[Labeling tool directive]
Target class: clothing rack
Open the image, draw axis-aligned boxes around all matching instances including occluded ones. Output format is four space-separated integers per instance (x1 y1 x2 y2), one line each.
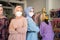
50 9 60 39
50 9 60 18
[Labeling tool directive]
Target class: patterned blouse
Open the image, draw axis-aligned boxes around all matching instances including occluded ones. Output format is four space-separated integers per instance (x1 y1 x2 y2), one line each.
0 17 9 40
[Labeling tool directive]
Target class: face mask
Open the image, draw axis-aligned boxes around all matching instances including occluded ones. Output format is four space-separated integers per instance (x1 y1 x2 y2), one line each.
29 12 34 17
15 11 22 17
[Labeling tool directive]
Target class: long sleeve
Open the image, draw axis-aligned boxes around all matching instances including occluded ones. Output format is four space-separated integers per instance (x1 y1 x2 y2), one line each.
22 18 27 33
9 19 18 34
4 18 9 29
40 22 44 37
27 17 39 32
17 18 27 34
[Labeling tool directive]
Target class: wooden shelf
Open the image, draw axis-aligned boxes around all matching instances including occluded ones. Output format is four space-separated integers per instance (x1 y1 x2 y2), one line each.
0 0 25 4
9 0 25 4
0 0 26 8
3 6 13 9
0 0 8 2
54 27 60 32
0 0 27 19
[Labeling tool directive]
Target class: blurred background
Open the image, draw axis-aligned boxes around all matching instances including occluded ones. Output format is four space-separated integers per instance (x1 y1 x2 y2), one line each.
0 0 60 40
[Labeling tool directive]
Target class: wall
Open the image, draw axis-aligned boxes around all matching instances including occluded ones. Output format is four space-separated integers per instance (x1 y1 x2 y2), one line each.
46 0 60 20
52 0 60 9
27 0 46 12
46 0 60 11
46 0 60 13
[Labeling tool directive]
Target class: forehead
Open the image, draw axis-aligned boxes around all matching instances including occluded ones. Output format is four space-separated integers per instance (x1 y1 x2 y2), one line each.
15 6 22 9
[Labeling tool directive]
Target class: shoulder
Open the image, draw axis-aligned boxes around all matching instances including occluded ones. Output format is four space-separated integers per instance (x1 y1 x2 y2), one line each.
2 16 7 18
1 16 8 20
4 17 8 20
22 16 27 20
49 21 52 25
40 22 46 26
41 22 45 24
10 19 15 23
26 17 32 20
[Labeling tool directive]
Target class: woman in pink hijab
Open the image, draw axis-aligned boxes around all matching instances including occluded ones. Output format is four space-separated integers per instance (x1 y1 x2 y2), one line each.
8 5 27 40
